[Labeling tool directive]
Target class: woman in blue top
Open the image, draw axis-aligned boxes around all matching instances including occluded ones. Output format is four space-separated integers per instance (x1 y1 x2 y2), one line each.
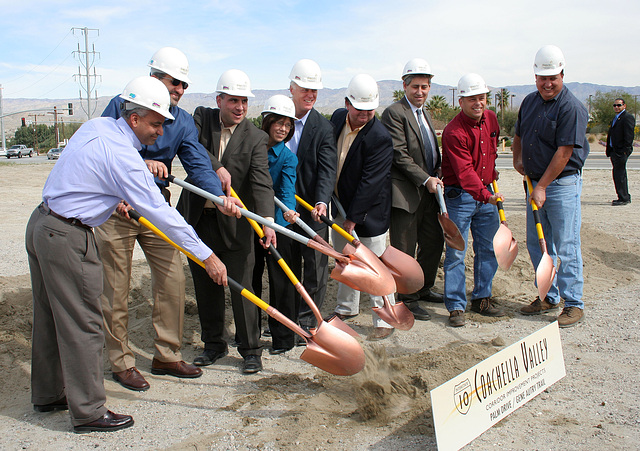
252 95 300 354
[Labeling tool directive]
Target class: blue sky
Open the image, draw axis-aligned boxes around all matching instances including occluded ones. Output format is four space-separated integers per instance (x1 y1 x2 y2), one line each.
1 0 638 100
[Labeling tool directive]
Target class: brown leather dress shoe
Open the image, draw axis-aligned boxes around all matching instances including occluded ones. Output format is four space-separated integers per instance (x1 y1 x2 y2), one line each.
73 410 134 433
113 367 150 391
368 327 394 341
34 396 68 412
151 359 203 378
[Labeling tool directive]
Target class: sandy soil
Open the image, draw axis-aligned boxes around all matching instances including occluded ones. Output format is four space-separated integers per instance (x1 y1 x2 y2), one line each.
0 152 639 450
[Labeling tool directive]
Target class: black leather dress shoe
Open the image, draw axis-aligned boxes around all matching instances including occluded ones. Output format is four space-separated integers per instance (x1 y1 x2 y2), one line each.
193 349 228 367
612 199 630 206
34 397 68 412
73 410 134 433
242 355 263 374
406 303 431 321
420 289 444 303
269 347 293 355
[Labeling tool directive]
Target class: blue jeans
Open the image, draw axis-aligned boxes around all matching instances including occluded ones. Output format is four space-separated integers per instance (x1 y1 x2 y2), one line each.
526 174 584 308
443 187 499 312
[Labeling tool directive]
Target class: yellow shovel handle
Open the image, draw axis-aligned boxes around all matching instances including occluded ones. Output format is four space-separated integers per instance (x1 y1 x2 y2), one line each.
295 194 355 243
525 176 545 241
492 180 507 223
130 210 270 311
232 189 302 286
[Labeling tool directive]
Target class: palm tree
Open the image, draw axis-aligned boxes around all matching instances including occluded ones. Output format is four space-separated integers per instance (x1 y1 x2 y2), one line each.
393 90 405 102
426 95 448 116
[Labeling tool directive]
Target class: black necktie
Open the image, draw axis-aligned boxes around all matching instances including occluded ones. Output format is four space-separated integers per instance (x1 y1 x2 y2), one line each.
416 109 434 175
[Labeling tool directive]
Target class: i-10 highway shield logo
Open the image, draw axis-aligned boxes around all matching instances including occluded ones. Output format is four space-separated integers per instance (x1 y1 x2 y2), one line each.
454 379 472 415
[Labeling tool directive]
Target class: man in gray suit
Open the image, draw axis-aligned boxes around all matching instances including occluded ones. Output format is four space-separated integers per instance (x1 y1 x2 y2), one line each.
380 58 444 321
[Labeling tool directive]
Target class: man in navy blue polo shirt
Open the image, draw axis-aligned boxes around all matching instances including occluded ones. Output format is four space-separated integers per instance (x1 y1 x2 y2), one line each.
97 48 240 391
512 45 589 328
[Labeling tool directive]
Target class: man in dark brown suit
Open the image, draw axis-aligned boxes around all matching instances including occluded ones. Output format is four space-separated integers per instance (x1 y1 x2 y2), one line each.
177 69 274 374
380 58 445 321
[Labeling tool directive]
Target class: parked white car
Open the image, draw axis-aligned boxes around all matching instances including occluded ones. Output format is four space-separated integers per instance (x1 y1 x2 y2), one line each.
47 147 64 160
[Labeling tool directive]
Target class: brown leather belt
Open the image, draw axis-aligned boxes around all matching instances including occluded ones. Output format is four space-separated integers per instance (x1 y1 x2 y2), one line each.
48 208 92 230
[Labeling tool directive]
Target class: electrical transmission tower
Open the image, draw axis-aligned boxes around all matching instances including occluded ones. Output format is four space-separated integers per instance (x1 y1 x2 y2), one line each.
72 27 101 119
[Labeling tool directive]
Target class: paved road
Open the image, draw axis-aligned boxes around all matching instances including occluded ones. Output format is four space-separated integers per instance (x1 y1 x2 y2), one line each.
4 152 640 171
496 152 640 170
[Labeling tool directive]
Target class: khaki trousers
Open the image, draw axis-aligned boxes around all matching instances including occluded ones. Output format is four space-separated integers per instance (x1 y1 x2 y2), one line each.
95 214 185 372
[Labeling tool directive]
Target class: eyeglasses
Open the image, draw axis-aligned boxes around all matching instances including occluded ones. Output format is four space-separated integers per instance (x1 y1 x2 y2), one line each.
160 75 188 90
274 119 292 130
613 104 624 107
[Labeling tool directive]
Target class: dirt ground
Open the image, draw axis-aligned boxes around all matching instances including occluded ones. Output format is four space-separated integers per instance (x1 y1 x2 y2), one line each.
0 150 639 450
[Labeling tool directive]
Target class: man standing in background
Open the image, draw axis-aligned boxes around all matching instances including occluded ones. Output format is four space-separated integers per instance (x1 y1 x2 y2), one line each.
606 98 635 206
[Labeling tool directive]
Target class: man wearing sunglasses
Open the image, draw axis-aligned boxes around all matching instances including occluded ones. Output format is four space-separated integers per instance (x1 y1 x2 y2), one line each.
97 47 241 392
606 98 635 206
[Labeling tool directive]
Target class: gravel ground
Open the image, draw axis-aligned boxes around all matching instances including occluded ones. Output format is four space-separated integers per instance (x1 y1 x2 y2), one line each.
0 158 638 450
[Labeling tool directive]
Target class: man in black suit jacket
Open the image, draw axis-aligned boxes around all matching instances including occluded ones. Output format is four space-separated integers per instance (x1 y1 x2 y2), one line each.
606 98 635 205
380 58 445 321
177 70 274 373
330 74 395 341
286 59 337 330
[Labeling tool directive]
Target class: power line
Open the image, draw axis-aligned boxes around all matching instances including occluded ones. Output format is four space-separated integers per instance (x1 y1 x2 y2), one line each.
2 29 73 85
9 53 75 97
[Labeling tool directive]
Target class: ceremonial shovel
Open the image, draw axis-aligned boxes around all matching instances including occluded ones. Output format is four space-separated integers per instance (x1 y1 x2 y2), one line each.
295 195 424 295
491 180 518 270
435 185 466 251
231 189 358 339
127 209 365 376
278 197 414 331
167 175 396 297
525 176 556 300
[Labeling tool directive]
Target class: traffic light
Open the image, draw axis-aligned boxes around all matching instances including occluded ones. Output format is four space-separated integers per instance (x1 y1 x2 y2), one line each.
68 103 73 115
21 118 26 127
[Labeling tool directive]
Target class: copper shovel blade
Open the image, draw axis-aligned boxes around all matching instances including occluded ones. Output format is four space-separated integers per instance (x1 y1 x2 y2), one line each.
438 213 466 251
493 223 518 270
535 251 556 300
266 306 364 376
331 243 396 296
378 246 424 294
300 321 365 376
372 295 415 331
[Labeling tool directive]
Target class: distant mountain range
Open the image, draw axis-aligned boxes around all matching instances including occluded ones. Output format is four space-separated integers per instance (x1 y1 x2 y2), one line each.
2 81 639 134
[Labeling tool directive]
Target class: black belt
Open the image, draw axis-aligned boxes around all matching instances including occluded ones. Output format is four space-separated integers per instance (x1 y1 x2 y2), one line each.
530 169 579 182
45 205 92 230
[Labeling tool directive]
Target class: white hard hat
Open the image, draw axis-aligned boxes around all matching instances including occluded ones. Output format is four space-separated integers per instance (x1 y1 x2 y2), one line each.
148 47 191 84
533 45 565 76
402 58 433 79
216 69 254 97
289 59 323 90
346 74 379 110
457 73 490 97
262 95 297 119
120 76 175 120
